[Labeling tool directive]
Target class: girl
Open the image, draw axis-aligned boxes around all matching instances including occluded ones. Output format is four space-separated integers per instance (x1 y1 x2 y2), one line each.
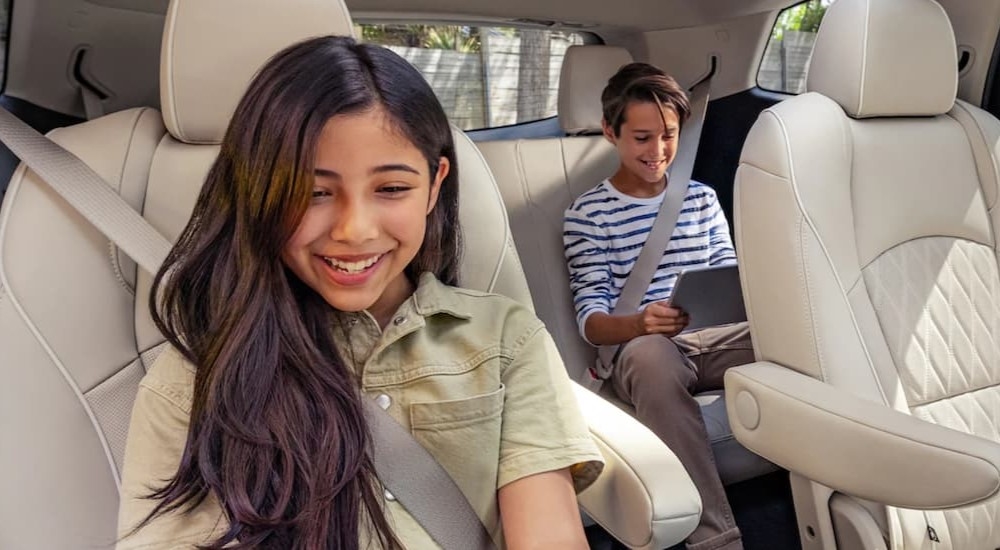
116 36 602 549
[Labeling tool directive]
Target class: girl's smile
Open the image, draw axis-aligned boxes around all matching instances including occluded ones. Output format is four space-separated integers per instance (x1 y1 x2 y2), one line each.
317 253 387 285
281 107 449 327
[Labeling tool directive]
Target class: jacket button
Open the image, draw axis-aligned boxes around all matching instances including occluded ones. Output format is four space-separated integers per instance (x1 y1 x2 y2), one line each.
375 394 391 410
392 316 406 326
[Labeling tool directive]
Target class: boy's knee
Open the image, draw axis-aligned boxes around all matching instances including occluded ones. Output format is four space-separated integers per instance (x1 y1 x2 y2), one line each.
616 335 694 388
620 334 682 363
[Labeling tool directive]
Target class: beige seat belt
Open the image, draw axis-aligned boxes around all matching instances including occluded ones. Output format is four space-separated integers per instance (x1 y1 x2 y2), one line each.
581 68 713 393
80 87 105 120
364 399 495 549
0 106 496 550
0 108 170 275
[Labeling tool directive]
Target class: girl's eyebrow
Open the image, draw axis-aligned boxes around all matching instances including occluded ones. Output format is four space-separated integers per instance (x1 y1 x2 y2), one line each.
372 163 421 175
313 163 421 178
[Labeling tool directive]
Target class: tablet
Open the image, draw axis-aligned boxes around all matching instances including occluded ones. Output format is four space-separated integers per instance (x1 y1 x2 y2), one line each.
668 264 747 332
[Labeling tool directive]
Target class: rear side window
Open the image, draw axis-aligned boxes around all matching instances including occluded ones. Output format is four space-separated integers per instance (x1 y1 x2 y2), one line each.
359 24 587 130
757 0 830 94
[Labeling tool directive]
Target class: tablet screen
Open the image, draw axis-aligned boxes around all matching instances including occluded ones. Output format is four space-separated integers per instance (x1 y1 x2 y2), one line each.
668 264 747 331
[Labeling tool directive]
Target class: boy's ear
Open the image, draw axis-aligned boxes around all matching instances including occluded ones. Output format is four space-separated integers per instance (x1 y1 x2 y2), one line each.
601 119 616 145
427 157 449 215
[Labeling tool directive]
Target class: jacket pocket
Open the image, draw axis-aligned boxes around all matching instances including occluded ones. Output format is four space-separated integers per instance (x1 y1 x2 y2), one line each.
410 384 505 430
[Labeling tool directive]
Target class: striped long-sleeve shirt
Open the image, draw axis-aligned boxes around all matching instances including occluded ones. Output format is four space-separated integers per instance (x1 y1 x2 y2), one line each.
563 178 737 342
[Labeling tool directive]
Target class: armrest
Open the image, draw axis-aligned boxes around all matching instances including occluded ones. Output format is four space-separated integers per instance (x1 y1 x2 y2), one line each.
725 362 1000 509
572 382 701 550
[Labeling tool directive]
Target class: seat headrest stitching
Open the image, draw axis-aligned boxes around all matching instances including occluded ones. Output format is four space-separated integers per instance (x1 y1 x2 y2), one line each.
857 0 872 116
162 3 182 141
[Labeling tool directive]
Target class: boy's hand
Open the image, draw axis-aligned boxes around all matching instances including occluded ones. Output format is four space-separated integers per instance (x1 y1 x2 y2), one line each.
635 301 689 338
583 304 689 346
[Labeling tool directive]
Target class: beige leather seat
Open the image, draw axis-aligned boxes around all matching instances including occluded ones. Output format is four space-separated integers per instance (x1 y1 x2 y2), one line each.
477 44 776 486
730 0 1000 548
0 0 701 548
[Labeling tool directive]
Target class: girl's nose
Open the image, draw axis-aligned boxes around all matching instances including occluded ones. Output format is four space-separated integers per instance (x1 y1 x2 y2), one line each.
330 198 378 244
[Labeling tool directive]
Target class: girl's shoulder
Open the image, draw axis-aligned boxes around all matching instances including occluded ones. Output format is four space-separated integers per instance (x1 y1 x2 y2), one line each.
416 275 544 340
138 344 197 413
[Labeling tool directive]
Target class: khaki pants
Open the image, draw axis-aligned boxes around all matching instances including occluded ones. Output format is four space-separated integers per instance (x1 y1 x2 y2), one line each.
610 322 753 550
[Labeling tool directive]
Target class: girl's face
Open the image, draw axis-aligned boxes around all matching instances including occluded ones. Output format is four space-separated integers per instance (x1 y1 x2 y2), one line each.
282 107 449 326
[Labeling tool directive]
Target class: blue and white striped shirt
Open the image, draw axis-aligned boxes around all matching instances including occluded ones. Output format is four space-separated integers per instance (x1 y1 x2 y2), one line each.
563 178 737 340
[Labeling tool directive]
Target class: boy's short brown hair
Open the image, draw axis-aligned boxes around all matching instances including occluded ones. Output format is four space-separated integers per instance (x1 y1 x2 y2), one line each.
601 62 691 137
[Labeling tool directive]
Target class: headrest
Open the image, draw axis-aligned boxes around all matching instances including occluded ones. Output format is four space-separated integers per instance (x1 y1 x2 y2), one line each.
558 45 634 134
160 0 354 144
806 0 957 118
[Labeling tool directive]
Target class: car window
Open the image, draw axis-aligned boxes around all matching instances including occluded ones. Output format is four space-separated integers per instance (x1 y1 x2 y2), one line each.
359 24 587 130
757 0 830 94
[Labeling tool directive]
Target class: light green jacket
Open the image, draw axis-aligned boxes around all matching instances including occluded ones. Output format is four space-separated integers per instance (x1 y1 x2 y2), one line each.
116 273 604 548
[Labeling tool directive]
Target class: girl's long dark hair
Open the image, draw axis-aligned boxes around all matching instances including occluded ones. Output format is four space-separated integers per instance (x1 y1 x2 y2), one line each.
144 36 460 549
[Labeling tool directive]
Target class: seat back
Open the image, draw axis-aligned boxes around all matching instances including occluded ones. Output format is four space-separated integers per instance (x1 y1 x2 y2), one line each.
736 0 1000 546
477 45 629 381
0 0 531 547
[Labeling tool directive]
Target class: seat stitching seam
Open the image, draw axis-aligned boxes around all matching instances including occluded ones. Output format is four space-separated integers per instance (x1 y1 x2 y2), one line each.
772 109 890 403
462 132 508 292
858 0 871 115
163 3 182 141
0 165 123 488
738 161 785 181
798 214 825 381
112 111 150 299
108 240 134 296
950 101 1000 220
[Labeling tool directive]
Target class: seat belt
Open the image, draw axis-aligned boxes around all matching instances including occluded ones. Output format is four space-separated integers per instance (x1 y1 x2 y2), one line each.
581 70 712 393
364 399 495 549
81 86 106 120
0 106 496 550
0 107 169 275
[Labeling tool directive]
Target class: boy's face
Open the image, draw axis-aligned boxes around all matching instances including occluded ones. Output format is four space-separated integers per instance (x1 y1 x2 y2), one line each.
603 101 680 185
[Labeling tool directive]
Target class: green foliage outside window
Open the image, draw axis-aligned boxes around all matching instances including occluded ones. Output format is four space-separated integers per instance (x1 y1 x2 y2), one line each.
771 0 830 41
361 25 482 53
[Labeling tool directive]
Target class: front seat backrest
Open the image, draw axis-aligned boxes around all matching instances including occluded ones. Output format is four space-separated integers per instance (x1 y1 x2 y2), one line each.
0 1 353 548
734 0 1000 547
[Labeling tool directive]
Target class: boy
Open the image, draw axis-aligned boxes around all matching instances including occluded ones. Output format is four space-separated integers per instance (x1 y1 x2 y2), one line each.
563 62 752 550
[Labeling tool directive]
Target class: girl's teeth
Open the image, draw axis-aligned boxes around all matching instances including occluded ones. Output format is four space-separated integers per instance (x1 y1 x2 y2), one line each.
323 255 381 273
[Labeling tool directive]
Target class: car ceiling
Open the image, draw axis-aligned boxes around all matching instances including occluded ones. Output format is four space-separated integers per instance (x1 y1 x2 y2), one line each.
345 0 798 32
9 0 1000 118
81 0 800 32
